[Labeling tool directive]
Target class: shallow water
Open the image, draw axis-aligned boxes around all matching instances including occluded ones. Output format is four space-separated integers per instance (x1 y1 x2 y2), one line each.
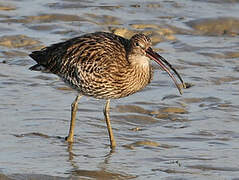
0 0 239 179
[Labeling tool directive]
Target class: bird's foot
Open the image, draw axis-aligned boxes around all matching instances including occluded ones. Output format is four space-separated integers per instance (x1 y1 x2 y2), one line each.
65 136 74 143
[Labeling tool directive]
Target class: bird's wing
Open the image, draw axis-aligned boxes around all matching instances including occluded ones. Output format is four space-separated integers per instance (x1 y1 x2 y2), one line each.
29 32 129 76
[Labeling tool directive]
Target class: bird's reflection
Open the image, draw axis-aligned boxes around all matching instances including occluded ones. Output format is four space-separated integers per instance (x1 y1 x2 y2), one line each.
67 142 74 161
66 141 115 163
65 143 134 179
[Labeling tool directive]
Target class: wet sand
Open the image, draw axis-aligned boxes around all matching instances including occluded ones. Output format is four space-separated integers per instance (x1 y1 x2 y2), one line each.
0 0 239 179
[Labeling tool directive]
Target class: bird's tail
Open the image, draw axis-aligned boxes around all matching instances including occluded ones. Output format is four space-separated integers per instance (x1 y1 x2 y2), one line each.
29 51 48 72
29 64 46 71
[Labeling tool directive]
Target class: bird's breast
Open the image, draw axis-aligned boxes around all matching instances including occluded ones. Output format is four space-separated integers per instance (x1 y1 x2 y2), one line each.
133 55 150 68
110 61 152 99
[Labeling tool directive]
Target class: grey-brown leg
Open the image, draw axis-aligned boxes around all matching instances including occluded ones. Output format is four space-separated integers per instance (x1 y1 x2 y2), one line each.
65 94 82 143
103 99 116 149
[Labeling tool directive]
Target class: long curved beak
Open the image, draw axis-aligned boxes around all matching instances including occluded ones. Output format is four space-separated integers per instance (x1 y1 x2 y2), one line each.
146 47 185 95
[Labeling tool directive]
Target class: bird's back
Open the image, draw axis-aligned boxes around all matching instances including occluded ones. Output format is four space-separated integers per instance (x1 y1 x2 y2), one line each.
30 32 129 73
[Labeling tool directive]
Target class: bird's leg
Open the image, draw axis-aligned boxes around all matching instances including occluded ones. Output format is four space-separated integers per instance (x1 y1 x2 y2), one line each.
65 94 82 143
103 99 116 149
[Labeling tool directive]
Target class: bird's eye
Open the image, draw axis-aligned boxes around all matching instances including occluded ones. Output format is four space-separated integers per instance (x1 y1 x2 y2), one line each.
135 42 140 47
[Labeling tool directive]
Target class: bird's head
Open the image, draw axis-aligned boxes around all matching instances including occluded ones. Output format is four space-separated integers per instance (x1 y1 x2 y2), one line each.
129 33 185 95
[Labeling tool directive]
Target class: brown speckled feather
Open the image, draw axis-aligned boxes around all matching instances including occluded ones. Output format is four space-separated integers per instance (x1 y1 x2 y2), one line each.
30 32 153 99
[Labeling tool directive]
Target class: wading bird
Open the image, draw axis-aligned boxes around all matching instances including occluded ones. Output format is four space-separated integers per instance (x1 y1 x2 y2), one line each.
29 32 185 149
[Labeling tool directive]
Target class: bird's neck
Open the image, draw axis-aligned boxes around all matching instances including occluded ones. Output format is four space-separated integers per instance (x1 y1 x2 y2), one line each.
128 54 150 68
125 55 152 94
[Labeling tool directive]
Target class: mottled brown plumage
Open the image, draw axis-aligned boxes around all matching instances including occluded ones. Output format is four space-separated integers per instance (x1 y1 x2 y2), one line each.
29 32 185 149
30 32 153 99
